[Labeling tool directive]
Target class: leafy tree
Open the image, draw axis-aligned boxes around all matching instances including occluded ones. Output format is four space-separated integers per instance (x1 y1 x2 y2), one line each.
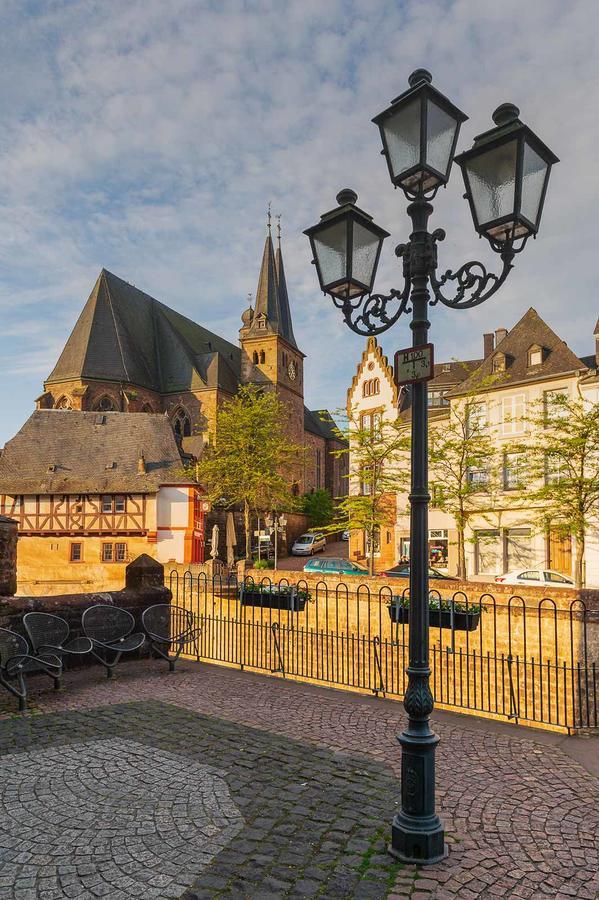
514 387 599 588
429 382 500 579
191 385 303 559
301 489 334 528
328 408 410 576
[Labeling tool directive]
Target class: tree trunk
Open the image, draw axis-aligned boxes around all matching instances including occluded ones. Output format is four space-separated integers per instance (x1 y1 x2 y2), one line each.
457 527 467 581
574 532 585 589
244 501 251 561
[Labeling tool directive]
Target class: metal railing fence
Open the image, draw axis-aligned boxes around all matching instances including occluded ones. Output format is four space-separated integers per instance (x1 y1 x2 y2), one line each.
168 571 598 732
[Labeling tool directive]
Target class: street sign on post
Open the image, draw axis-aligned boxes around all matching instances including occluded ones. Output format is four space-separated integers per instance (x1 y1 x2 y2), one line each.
394 343 434 385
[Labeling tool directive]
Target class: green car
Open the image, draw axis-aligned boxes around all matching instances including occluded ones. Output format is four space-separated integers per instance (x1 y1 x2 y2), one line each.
303 557 369 576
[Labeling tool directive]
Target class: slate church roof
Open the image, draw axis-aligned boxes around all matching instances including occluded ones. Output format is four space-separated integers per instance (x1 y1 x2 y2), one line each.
0 411 191 494
46 269 241 394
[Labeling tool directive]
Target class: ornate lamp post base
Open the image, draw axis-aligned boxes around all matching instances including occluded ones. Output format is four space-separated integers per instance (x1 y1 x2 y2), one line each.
390 730 447 864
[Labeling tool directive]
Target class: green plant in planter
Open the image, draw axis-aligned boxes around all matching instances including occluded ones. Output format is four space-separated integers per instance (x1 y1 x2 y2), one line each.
390 595 482 615
253 559 270 570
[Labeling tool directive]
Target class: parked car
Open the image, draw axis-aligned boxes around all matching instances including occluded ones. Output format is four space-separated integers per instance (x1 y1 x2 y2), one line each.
304 557 368 576
341 529 350 541
291 533 326 556
379 564 458 581
495 569 574 587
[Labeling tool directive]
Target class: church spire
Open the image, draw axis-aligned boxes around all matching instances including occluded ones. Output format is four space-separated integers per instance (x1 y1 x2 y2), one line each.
274 218 298 349
245 212 299 349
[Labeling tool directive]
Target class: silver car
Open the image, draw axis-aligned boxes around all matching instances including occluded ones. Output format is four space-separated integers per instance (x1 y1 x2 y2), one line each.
291 532 326 556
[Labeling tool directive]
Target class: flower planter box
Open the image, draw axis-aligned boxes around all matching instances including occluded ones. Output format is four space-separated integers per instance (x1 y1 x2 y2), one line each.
388 601 480 631
240 589 308 612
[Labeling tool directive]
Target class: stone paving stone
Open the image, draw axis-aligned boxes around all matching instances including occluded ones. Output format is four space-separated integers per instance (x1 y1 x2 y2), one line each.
0 658 597 897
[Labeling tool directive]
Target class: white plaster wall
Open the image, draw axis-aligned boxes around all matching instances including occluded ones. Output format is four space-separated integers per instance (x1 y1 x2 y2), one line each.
156 529 185 563
157 486 190 529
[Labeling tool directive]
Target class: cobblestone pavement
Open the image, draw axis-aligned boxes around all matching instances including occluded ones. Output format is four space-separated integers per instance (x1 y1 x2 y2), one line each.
0 659 598 899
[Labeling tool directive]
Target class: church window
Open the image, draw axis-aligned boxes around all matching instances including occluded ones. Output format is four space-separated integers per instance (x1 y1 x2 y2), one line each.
259 350 266 364
55 396 72 409
173 407 192 438
373 378 380 395
94 395 117 412
252 351 259 364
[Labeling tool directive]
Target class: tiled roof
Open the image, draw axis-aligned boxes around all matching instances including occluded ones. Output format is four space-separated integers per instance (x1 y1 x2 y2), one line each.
46 269 241 393
448 308 588 397
0 411 192 494
304 408 344 443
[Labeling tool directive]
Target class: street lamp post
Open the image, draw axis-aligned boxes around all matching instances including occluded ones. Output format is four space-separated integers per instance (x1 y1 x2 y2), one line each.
265 513 287 569
305 69 557 865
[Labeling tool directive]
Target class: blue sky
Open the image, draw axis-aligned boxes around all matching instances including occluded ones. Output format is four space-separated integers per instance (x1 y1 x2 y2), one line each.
0 0 597 444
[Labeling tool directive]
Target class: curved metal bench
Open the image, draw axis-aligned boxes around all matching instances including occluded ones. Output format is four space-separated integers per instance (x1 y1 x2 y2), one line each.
23 612 93 662
0 628 62 712
142 604 201 672
82 605 145 679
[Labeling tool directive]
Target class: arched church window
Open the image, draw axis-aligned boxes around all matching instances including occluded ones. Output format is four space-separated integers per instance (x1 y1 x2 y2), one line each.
173 407 192 438
252 351 259 364
55 396 72 409
373 378 380 395
93 396 117 412
259 350 266 364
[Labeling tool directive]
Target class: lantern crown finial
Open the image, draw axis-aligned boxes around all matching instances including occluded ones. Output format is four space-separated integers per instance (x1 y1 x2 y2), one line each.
336 188 358 206
408 68 432 87
492 103 520 126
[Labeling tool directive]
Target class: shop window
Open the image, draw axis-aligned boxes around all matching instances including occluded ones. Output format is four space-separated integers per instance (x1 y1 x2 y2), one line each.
429 530 448 567
475 530 501 575
505 528 532 570
70 542 82 562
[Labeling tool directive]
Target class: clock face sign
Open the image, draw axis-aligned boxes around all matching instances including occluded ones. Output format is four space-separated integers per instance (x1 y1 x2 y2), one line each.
288 361 297 380
394 343 434 386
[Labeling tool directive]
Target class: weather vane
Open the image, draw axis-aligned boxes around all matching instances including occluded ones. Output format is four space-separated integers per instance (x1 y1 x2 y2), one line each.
276 214 282 245
267 201 272 232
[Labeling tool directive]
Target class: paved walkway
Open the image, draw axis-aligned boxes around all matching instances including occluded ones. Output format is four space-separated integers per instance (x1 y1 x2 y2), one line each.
0 659 597 899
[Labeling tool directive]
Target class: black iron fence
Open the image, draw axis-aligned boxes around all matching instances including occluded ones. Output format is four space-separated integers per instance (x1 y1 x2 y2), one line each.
168 571 598 732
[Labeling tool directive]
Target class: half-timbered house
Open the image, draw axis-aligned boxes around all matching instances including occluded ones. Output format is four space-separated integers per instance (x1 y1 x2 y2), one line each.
0 410 203 594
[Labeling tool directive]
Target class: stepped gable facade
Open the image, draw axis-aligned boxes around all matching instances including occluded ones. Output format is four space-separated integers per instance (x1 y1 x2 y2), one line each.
37 226 345 498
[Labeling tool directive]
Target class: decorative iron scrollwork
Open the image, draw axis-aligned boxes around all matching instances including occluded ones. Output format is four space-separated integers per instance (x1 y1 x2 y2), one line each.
429 236 527 310
333 280 411 336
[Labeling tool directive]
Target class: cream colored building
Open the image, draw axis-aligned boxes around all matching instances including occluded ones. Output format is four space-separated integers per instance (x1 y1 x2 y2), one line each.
348 310 599 584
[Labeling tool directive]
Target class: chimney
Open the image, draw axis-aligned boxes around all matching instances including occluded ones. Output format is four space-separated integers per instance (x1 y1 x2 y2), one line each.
495 327 508 346
137 452 146 475
483 333 495 359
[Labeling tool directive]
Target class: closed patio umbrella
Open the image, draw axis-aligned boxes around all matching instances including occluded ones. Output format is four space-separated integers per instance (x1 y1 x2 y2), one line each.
226 513 237 568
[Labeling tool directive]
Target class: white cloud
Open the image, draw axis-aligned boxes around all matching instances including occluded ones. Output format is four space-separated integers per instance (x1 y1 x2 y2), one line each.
0 0 597 443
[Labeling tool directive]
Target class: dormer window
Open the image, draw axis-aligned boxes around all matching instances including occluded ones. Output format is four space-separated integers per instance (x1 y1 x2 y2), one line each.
492 352 506 373
527 344 544 367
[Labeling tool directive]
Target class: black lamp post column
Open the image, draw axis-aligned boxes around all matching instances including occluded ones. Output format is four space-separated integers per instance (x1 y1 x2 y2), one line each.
391 197 445 863
304 68 558 870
